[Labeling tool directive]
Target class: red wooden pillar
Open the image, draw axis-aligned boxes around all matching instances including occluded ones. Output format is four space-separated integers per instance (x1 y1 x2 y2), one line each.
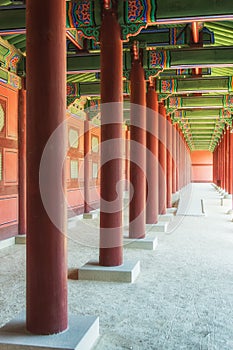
181 133 185 188
179 129 184 189
222 133 226 190
183 136 187 186
146 84 159 224
183 140 187 186
185 142 188 185
125 125 130 191
215 145 219 185
217 142 221 187
213 147 217 185
158 102 167 214
129 58 146 238
84 117 90 213
166 115 172 208
225 128 230 193
26 0 67 334
219 139 222 188
176 124 180 191
99 9 123 266
214 145 218 185
172 123 177 193
185 141 189 185
217 141 220 187
229 125 233 195
178 129 182 189
18 79 26 235
223 130 227 191
221 135 225 189
188 144 191 184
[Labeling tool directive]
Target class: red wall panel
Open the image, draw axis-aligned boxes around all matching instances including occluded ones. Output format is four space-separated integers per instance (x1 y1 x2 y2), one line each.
0 83 19 239
66 114 100 215
4 149 18 184
191 150 213 182
0 195 18 227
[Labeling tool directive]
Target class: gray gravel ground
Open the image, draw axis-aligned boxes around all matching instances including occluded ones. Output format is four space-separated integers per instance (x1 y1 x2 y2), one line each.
0 183 233 350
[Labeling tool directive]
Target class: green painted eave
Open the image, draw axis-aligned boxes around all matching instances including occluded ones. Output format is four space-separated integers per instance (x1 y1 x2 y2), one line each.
67 73 99 84
179 110 226 118
67 47 233 76
0 6 25 31
156 0 233 21
157 77 232 94
211 68 233 76
169 47 233 69
67 82 130 97
167 95 233 109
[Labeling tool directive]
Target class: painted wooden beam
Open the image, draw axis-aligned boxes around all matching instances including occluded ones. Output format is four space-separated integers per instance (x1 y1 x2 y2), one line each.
157 77 232 94
156 0 233 23
67 48 233 76
1 0 233 35
166 95 233 110
176 109 226 118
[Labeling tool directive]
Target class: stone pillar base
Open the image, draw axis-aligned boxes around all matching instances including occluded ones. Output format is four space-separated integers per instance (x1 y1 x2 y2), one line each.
224 194 232 199
166 207 177 215
0 312 99 350
83 212 98 219
146 222 168 233
158 213 174 222
15 235 26 244
123 236 158 250
78 260 140 283
226 208 233 215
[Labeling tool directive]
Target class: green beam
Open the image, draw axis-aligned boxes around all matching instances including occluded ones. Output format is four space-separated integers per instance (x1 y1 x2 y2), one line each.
185 110 224 117
158 77 231 94
189 121 217 124
1 0 233 34
7 34 25 45
182 96 224 108
169 47 233 68
167 95 232 110
192 132 219 136
0 7 25 31
67 82 130 97
67 54 100 73
156 0 233 21
68 47 233 75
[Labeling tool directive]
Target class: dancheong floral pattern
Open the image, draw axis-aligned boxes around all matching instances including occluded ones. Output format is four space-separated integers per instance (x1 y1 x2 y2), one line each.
127 0 156 23
149 50 170 70
76 1 91 25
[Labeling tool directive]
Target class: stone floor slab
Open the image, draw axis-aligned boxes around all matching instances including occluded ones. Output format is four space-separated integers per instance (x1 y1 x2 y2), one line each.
0 237 15 250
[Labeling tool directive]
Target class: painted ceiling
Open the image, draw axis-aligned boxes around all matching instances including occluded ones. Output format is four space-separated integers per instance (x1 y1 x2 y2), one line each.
0 0 233 151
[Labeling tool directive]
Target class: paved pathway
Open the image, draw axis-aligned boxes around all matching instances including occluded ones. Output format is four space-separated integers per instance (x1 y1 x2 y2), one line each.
0 183 233 350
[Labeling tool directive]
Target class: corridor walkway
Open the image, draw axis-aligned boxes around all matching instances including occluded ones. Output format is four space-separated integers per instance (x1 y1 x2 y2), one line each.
0 184 233 349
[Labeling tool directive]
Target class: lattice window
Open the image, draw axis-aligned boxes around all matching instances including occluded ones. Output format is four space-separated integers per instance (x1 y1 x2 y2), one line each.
0 103 5 133
92 162 98 179
0 151 2 181
68 128 79 148
91 136 99 153
70 160 78 179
